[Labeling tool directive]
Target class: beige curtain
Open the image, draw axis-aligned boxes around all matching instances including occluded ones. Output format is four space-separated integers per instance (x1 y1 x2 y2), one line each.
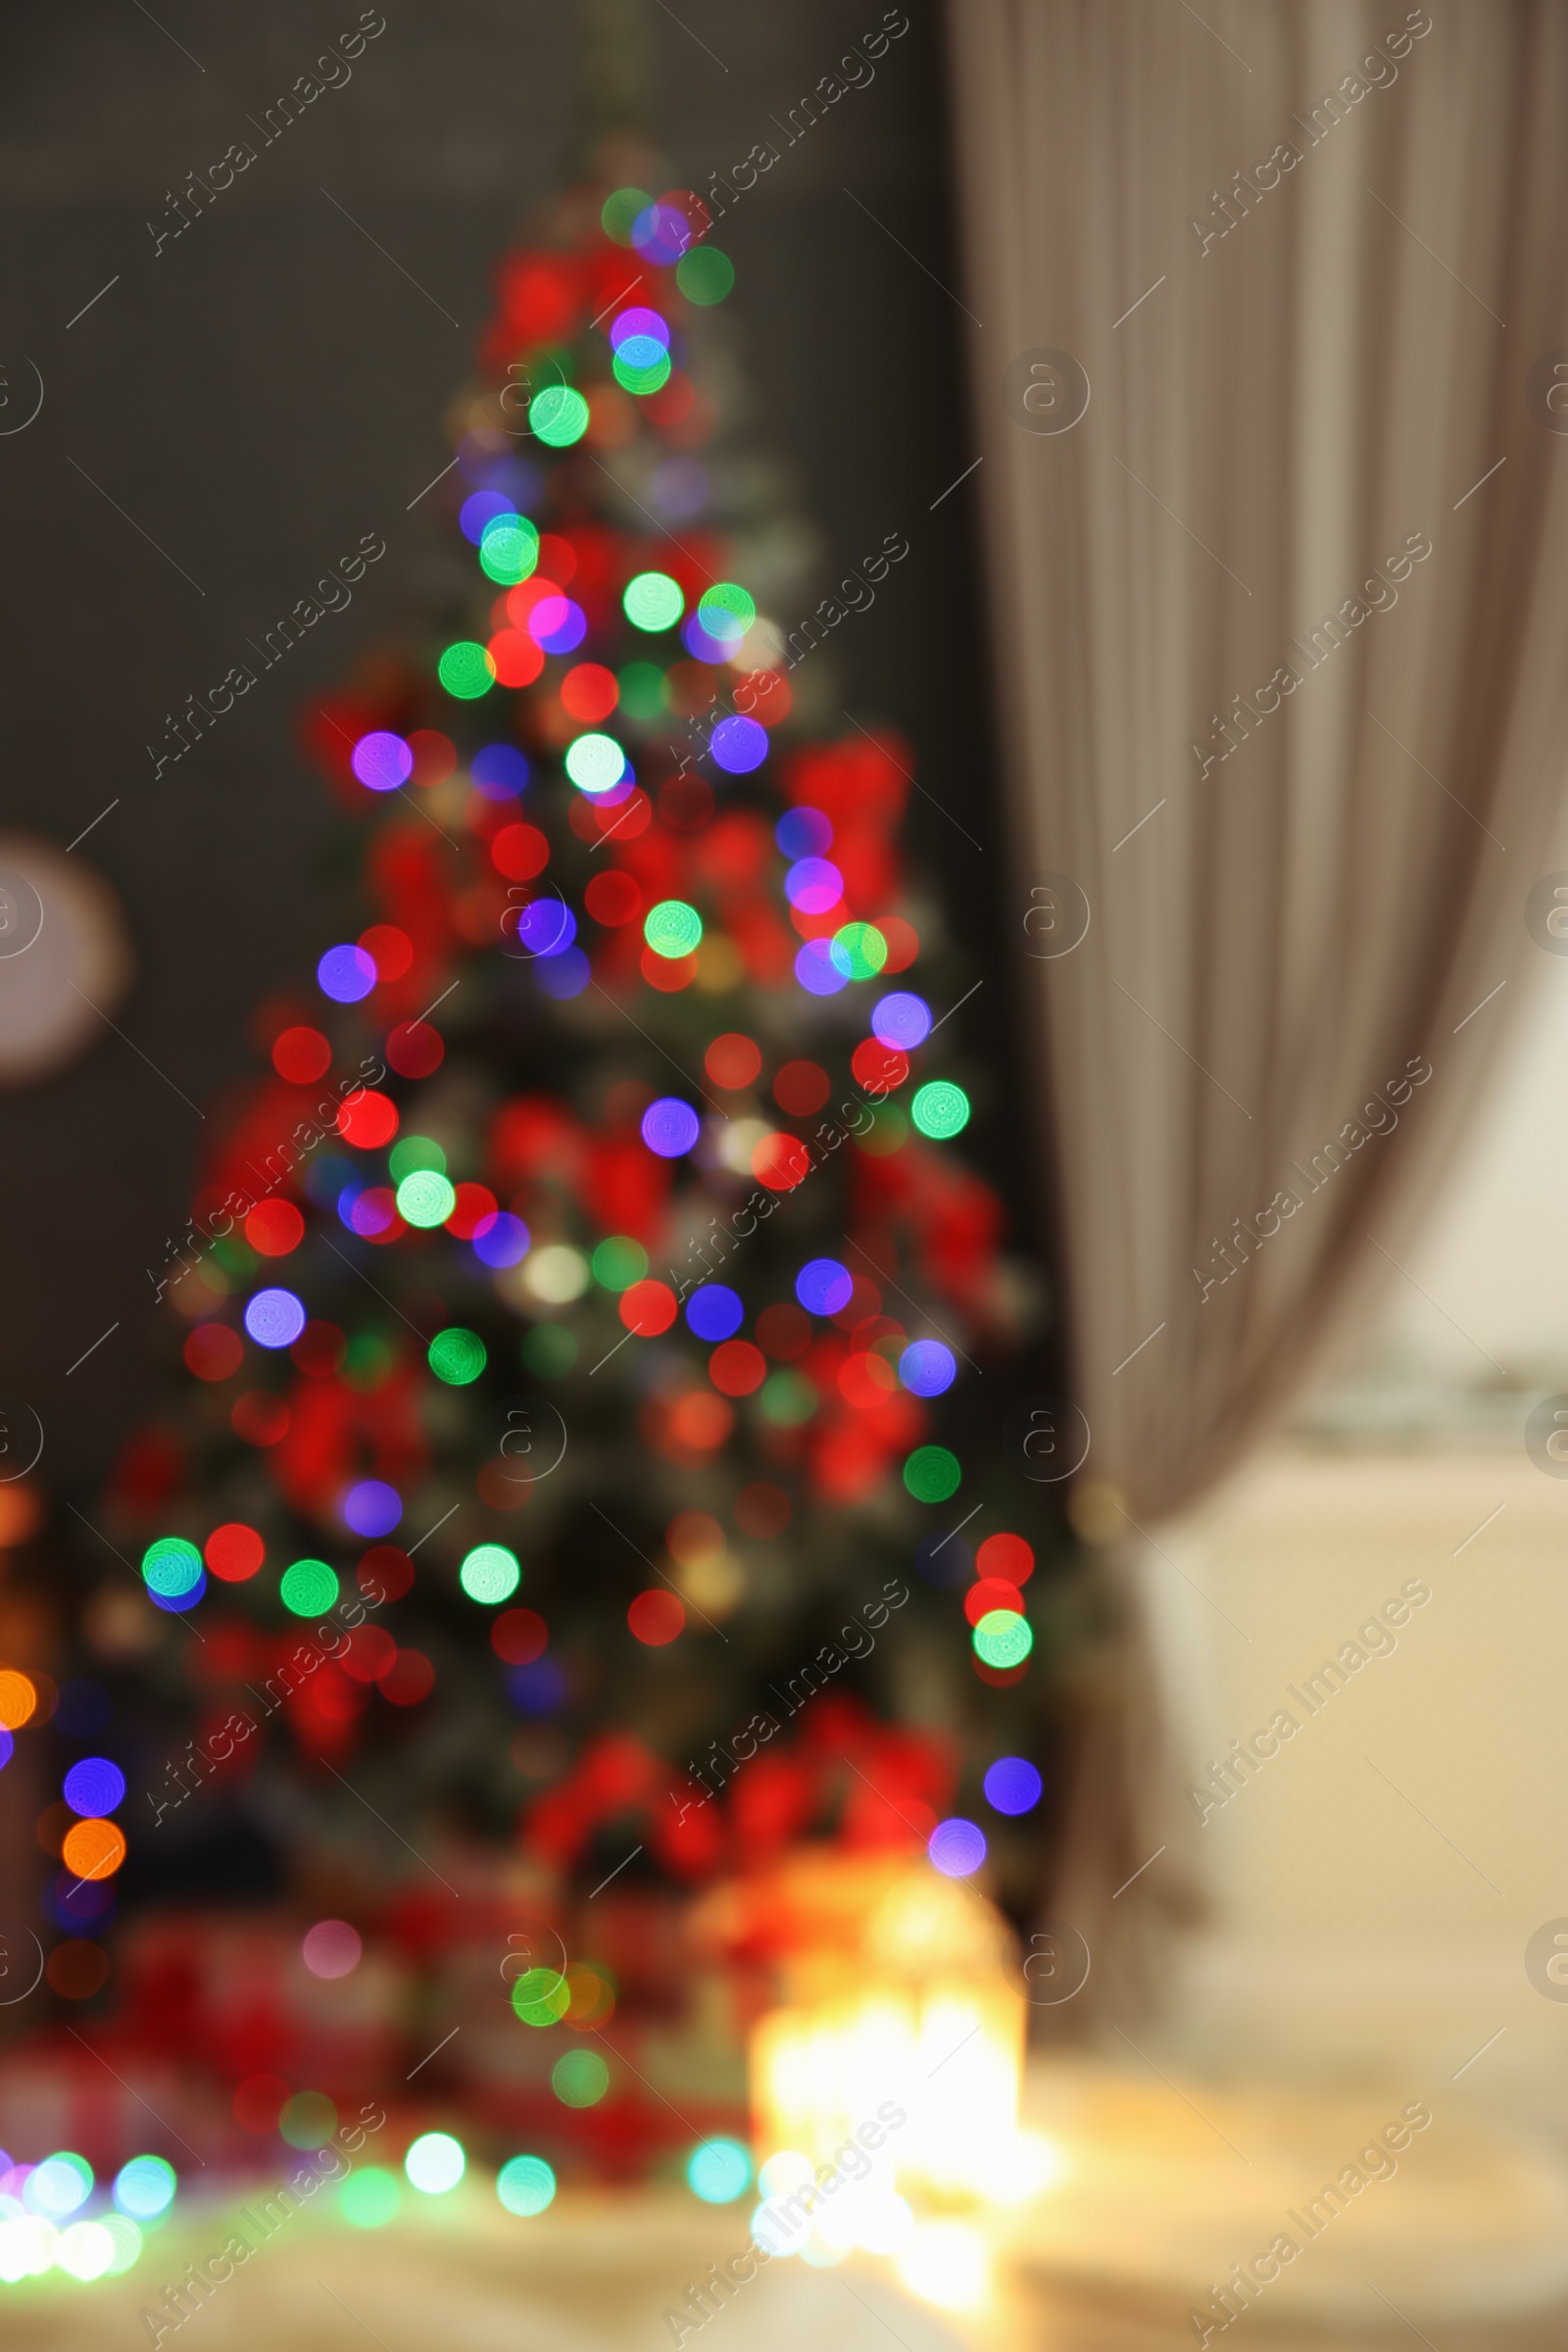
946 0 1568 1999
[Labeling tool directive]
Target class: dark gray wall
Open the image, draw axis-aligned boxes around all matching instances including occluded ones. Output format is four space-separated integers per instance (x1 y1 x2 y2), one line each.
0 1 1025 1489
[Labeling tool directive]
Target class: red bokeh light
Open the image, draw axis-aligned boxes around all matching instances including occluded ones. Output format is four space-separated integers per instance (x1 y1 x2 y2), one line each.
205 1523 264 1582
491 1607 548 1664
619 1279 677 1336
963 1578 1025 1628
380 1648 434 1706
976 1532 1035 1587
271 1025 331 1085
232 1392 290 1446
705 1032 761 1089
338 1090 398 1149
185 1324 242 1383
628 1590 684 1646
560 662 618 722
584 869 640 926
710 1340 765 1396
291 1320 346 1377
773 1059 829 1116
245 1200 304 1257
359 1545 414 1603
359 924 414 982
756 1302 810 1359
386 1021 444 1078
492 823 549 881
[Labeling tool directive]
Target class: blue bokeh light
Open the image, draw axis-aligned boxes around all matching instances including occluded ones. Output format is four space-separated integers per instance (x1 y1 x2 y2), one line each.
983 1757 1044 1816
460 489 515 543
533 946 590 1000
318 944 376 1004
343 1480 402 1540
641 1099 700 1158
351 731 413 793
775 807 832 859
244 1288 306 1349
795 1258 853 1317
472 743 530 801
710 715 767 774
686 1284 743 1343
472 1212 529 1270
794 939 847 997
899 1341 956 1397
871 992 932 1051
63 1758 126 1818
928 1818 987 1878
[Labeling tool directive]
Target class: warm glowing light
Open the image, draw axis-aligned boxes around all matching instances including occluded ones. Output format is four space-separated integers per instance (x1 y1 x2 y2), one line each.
53 2221 115 2281
896 2221 989 2309
744 1855 1028 2215
0 1670 37 1729
61 1819 126 1882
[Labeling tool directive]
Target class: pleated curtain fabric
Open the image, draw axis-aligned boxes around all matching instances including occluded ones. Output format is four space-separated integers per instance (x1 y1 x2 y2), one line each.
945 0 1568 1999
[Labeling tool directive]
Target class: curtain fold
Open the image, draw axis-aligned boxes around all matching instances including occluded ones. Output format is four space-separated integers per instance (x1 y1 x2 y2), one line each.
945 0 1568 1997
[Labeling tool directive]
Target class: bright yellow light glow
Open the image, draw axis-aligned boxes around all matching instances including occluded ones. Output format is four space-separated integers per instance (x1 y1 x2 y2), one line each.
745 1855 1030 2214
896 2221 990 2310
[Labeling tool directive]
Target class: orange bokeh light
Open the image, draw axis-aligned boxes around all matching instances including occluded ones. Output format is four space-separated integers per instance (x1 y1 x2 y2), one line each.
61 1817 127 1882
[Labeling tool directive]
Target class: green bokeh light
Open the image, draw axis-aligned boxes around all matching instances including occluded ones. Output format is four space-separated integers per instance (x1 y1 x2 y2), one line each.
344 1332 396 1390
622 571 685 633
279 2090 337 2149
428 1327 487 1386
396 1170 456 1230
592 1236 649 1292
512 1967 571 2028
903 1446 961 1503
280 1558 339 1618
141 1536 202 1596
100 2216 143 2275
602 186 652 245
612 349 672 397
530 385 589 448
697 582 756 645
437 640 496 700
973 1610 1034 1669
644 900 703 959
856 1103 908 1157
552 2049 611 2108
521 1324 577 1379
564 731 626 794
459 1544 520 1605
829 922 888 981
479 515 540 587
676 247 735 305
497 2155 557 2217
616 661 667 719
341 2168 400 2230
388 1135 447 1182
911 1081 971 1141
759 1370 817 1427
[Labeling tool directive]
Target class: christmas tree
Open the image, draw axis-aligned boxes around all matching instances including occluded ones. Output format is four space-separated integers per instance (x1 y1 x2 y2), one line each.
85 165 1068 1964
